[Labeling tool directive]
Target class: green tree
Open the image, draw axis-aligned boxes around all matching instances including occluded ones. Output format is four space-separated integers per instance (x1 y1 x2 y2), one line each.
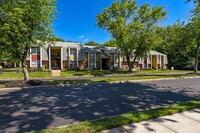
155 23 193 70
96 0 167 72
52 37 65 42
102 40 117 47
174 1 200 72
84 41 100 46
0 0 57 80
185 3 200 73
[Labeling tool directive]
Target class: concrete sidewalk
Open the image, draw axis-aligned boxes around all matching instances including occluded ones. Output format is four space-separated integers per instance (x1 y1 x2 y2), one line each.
100 108 200 133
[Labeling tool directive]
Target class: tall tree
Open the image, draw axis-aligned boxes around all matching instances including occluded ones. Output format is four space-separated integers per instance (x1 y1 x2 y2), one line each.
96 0 167 71
177 1 200 72
102 40 117 47
155 23 194 70
186 3 200 73
84 41 100 46
0 0 57 80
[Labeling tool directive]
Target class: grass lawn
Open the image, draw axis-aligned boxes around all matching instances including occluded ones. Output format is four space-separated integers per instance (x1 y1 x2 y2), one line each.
137 69 193 74
27 100 200 133
0 72 197 88
0 69 194 80
43 74 197 86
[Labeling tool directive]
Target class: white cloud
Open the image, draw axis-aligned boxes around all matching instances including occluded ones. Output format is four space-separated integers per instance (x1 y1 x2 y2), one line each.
79 35 85 39
84 38 89 42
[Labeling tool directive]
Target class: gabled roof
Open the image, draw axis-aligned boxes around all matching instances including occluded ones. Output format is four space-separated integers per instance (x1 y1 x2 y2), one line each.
150 50 166 56
82 45 120 53
46 42 81 48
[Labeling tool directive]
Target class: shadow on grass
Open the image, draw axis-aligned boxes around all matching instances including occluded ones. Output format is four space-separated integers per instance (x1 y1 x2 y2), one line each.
0 81 199 132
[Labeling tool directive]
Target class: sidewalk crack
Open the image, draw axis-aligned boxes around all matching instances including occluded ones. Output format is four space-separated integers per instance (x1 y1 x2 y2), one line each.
152 119 177 133
121 126 130 133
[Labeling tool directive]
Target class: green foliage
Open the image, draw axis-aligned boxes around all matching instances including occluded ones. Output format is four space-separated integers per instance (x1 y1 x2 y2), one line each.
102 40 117 47
96 0 167 71
84 41 100 46
0 0 57 79
155 1 200 72
51 37 65 42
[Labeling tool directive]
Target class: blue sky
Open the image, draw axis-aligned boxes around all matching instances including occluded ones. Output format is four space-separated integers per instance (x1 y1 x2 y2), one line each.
53 0 194 44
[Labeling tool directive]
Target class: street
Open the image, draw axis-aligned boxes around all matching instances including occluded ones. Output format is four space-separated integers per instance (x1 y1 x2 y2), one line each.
0 78 199 133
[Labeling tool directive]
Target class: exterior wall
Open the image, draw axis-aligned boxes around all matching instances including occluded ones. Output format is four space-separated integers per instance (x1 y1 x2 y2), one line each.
25 43 168 70
63 47 68 61
42 61 49 69
63 61 68 69
42 48 49 60
96 53 101 69
78 61 85 70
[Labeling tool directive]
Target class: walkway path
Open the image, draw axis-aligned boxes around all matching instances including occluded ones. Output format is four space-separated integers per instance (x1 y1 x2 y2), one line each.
100 108 200 133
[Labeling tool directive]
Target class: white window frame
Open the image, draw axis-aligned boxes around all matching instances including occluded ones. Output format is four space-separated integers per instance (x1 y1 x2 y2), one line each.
32 48 40 55
32 60 40 67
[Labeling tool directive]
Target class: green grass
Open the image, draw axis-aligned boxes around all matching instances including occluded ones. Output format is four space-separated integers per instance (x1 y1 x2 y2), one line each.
0 69 194 80
43 74 197 86
0 70 107 79
0 73 197 88
137 69 192 74
28 100 200 133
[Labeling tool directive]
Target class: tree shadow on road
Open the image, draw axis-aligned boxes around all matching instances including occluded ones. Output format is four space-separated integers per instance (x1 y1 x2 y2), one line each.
0 82 199 132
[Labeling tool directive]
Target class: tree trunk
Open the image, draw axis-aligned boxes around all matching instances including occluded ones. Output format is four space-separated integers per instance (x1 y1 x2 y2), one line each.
126 55 132 72
14 62 17 68
194 46 199 73
22 60 29 80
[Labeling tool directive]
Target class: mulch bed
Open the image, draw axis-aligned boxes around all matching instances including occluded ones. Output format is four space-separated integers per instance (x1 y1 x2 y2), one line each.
5 80 44 88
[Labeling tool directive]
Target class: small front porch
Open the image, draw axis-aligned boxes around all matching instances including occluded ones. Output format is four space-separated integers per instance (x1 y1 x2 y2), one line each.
49 47 63 70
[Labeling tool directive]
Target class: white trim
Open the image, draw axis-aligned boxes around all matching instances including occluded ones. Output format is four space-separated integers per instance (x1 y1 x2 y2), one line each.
142 58 144 69
40 47 42 68
49 47 51 70
61 47 63 70
30 48 32 67
68 47 70 67
160 55 162 69
77 48 79 67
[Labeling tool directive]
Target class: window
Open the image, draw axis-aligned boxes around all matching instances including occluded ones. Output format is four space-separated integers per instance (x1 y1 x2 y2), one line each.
32 48 40 55
70 61 77 67
114 63 119 68
32 60 36 67
52 52 55 58
89 62 95 68
57 61 60 67
70 50 77 56
89 53 95 58
32 60 40 67
57 51 60 58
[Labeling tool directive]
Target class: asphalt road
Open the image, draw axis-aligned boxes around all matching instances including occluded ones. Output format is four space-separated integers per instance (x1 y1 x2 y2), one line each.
0 78 200 133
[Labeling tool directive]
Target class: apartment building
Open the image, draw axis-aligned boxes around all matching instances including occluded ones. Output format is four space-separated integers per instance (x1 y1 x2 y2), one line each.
26 42 168 70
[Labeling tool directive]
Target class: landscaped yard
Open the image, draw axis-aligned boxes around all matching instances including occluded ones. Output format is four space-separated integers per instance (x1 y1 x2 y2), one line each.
0 73 197 88
0 69 193 80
